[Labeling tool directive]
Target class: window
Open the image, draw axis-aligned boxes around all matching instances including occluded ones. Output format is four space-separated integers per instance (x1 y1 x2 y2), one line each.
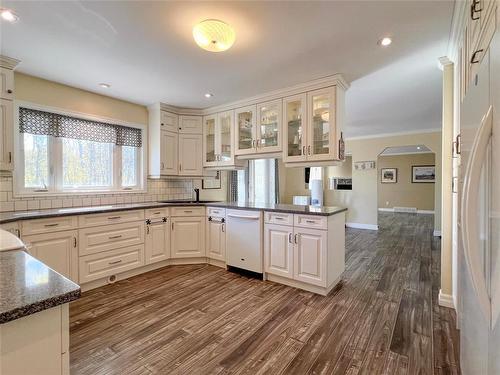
17 106 144 195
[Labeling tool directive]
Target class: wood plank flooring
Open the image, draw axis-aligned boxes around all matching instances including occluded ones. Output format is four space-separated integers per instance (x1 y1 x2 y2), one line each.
70 212 460 375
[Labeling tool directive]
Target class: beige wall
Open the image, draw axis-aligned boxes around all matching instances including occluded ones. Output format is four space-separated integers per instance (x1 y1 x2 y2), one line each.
377 153 436 211
15 73 148 125
347 131 442 232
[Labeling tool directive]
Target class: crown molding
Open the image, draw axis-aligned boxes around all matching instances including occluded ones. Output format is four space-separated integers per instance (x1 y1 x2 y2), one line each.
0 55 21 70
345 128 441 141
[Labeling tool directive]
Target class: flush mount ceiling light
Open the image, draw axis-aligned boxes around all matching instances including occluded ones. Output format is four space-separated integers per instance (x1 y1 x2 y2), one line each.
1 8 19 23
193 19 235 52
204 93 213 98
99 83 111 88
379 37 392 47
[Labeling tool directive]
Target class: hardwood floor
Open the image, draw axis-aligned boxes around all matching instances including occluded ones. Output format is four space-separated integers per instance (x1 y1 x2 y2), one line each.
70 212 460 375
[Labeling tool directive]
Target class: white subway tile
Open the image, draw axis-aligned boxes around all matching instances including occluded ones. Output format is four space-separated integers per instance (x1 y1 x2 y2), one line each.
72 198 82 207
40 200 52 209
27 200 40 210
51 199 63 208
82 198 92 206
14 201 28 211
0 202 14 212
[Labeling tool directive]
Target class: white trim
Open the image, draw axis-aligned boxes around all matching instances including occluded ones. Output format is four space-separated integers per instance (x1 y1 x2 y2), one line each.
379 151 434 157
345 128 441 141
378 208 393 212
346 222 379 230
13 101 147 197
378 208 435 215
433 230 442 237
438 289 455 309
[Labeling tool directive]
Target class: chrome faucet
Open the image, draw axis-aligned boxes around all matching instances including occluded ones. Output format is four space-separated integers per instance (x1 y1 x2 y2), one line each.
193 188 200 203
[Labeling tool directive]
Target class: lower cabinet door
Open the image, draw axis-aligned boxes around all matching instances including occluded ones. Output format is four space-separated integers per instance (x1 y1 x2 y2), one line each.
23 230 78 282
171 217 206 258
206 219 225 261
145 221 170 264
264 224 293 279
293 227 327 287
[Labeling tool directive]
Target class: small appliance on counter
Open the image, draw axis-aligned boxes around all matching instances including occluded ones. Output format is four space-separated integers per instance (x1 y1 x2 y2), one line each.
293 195 311 205
310 179 323 206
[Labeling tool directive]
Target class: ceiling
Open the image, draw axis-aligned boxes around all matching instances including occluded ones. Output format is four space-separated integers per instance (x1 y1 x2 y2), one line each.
0 1 454 138
380 145 433 156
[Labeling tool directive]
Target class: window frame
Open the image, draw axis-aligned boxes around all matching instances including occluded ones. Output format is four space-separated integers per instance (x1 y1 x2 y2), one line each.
13 101 147 197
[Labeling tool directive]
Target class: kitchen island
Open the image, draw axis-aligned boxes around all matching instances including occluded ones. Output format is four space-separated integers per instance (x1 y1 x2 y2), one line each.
0 248 80 374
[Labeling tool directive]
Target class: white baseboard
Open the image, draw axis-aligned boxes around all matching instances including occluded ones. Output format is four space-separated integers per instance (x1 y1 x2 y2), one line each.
439 289 455 309
433 230 442 237
377 208 434 214
346 222 379 230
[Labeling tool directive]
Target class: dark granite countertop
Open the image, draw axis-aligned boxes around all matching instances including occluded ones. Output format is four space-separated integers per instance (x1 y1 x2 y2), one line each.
0 250 81 324
0 201 347 224
206 202 347 216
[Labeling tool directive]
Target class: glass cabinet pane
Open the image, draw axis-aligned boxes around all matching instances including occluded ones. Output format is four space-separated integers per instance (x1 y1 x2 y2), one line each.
219 112 232 162
259 103 279 149
311 93 330 155
285 98 304 158
237 110 254 151
205 117 216 163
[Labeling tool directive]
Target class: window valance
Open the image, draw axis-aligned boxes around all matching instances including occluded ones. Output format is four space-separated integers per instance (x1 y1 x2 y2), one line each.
19 107 142 148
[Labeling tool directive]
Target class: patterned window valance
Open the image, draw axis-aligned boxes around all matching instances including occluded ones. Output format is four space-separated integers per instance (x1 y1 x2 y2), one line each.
19 107 142 148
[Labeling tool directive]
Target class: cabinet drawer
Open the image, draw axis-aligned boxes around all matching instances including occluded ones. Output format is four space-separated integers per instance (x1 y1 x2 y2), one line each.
79 221 145 256
145 207 169 220
78 209 144 227
22 216 78 236
264 211 293 226
294 214 327 230
207 207 226 217
79 244 145 283
170 206 205 217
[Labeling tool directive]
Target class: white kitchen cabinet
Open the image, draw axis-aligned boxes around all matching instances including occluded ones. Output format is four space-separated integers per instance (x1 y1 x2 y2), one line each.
283 94 307 163
0 98 13 171
235 105 257 156
206 216 225 261
264 223 293 279
171 216 206 258
160 110 179 133
160 130 178 175
179 133 203 176
256 99 282 154
145 218 170 264
179 115 202 134
0 67 14 100
203 114 218 167
23 230 79 282
293 227 327 287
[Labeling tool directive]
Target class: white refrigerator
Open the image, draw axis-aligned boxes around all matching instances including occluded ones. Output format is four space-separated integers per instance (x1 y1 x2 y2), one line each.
459 19 500 375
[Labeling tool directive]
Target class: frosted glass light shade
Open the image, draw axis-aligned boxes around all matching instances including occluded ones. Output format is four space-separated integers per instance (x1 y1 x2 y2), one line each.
193 19 235 52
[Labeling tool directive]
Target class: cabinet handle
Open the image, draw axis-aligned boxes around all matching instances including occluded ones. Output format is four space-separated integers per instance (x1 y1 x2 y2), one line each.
302 146 305 156
172 222 174 230
308 145 311 155
471 49 484 64
288 232 293 243
454 134 461 156
16 229 20 237
146 225 150 234
275 217 284 220
305 220 317 224
108 260 122 265
471 0 482 20
161 162 164 170
7 89 12 94
73 237 77 248
44 223 59 227
294 233 299 244
108 235 122 239
8 152 12 163
153 211 161 214
221 224 225 233
184 210 192 213
108 216 121 220
179 164 182 171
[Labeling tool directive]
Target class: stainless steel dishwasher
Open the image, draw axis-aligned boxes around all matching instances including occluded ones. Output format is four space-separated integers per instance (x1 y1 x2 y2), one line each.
225 209 263 273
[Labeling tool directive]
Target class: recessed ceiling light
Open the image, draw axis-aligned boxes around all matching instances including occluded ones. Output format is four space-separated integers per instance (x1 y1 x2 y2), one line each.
417 146 422 150
205 93 213 98
1 8 19 23
99 83 110 89
379 37 392 47
193 19 235 52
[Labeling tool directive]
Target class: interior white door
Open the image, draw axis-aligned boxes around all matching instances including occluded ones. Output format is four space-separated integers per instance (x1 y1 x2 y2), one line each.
145 220 170 264
171 217 205 258
23 230 78 282
293 227 327 287
160 130 178 175
206 218 225 261
264 224 293 279
179 134 202 176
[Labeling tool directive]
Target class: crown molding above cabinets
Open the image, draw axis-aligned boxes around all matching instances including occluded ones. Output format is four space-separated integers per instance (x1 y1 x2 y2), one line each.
148 74 349 175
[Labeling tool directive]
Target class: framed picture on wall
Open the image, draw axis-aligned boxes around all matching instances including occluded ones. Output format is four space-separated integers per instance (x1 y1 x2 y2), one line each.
412 165 435 183
381 168 397 183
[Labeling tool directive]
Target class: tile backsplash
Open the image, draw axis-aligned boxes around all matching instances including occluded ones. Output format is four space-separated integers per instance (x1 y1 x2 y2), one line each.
0 175 194 212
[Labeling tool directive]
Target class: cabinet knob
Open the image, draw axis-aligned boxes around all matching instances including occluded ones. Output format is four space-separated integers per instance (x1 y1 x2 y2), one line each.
471 49 484 64
161 123 164 126
6 89 13 94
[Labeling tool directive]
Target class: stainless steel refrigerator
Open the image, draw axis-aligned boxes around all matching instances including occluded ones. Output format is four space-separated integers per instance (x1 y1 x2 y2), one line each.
459 17 500 375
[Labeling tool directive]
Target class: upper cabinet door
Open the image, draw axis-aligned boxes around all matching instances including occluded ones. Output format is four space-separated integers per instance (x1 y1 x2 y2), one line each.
307 87 336 161
160 130 178 175
179 134 203 176
235 105 257 156
179 115 202 134
0 68 14 100
160 111 179 133
218 110 234 166
0 99 13 171
203 114 218 167
283 94 307 163
256 99 282 154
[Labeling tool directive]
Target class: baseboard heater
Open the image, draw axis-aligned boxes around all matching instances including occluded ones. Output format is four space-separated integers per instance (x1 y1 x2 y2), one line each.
393 206 417 213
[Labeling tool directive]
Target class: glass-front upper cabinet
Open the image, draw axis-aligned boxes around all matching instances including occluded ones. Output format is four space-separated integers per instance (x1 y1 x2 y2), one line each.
235 105 256 156
257 99 282 154
283 94 307 163
203 114 217 167
218 110 233 165
307 87 336 161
